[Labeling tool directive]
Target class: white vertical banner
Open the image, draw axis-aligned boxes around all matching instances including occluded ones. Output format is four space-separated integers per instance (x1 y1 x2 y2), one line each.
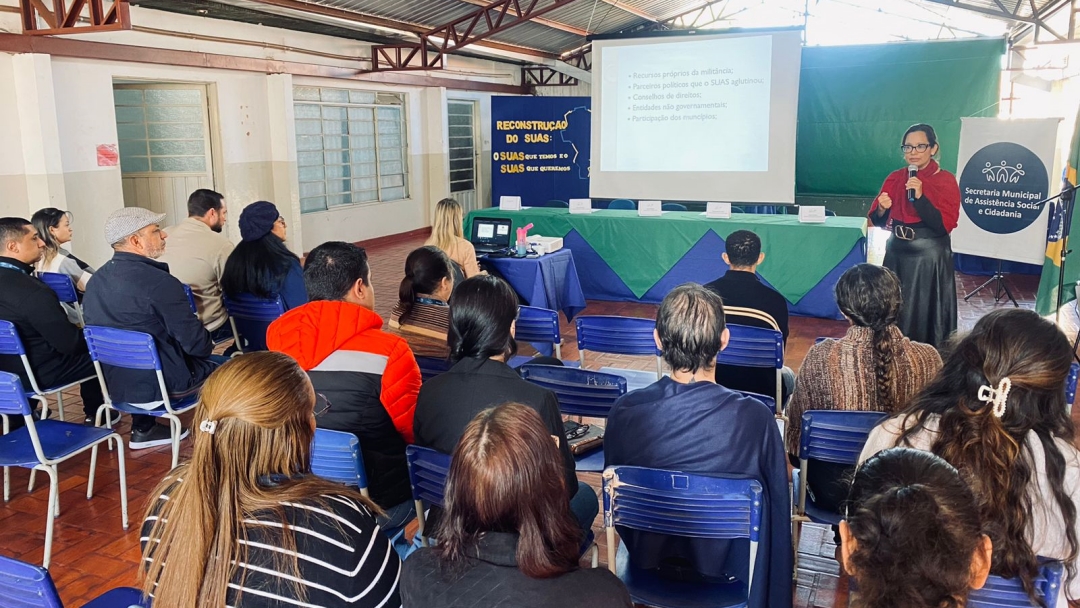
953 117 1059 265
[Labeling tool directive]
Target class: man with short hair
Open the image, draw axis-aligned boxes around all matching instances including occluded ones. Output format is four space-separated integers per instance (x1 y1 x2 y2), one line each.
703 229 794 399
0 217 106 424
604 284 792 608
158 189 234 341
267 241 421 549
84 207 221 449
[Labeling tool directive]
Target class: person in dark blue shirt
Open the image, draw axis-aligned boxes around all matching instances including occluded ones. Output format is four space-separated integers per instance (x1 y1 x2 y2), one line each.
221 201 307 311
604 283 792 608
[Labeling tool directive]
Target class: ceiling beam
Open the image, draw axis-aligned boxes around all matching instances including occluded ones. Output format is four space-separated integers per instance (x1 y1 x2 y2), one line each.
456 0 590 36
596 0 658 22
20 0 130 35
369 0 585 72
246 0 558 60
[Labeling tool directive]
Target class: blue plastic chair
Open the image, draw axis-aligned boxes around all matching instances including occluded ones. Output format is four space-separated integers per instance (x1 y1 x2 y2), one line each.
608 199 636 210
0 320 94 422
514 305 564 359
311 428 369 497
405 445 598 564
518 365 626 472
0 372 128 568
222 293 286 353
576 316 663 392
661 203 687 212
543 200 570 208
603 466 763 607
83 326 199 469
0 553 147 607
1067 362 1078 412
38 272 83 327
792 410 885 565
968 560 1064 607
181 284 198 316
415 356 452 383
717 323 784 416
405 445 451 548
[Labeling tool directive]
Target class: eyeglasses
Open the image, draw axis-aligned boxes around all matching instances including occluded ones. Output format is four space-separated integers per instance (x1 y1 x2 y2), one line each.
566 423 591 440
900 144 932 153
314 393 331 417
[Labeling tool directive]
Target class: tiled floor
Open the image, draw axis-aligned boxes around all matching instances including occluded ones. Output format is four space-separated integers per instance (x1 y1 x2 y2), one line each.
0 232 1070 607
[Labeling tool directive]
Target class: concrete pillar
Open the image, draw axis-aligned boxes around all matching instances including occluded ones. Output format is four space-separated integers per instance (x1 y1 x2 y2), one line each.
421 87 450 226
264 72 303 253
11 53 67 213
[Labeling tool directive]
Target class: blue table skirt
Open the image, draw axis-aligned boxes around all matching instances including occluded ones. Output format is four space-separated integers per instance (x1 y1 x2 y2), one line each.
480 248 587 322
562 229 863 320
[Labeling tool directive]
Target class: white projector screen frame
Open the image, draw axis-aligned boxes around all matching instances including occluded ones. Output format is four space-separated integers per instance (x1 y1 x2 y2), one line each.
590 29 803 203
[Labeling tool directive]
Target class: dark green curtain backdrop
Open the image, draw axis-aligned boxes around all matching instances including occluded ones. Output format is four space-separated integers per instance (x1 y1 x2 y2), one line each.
795 38 1005 197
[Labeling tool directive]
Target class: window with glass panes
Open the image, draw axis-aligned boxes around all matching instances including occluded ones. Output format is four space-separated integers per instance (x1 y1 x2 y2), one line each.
114 86 209 174
294 86 409 213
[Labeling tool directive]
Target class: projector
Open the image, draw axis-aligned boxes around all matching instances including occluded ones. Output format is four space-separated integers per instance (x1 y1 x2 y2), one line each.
528 236 563 255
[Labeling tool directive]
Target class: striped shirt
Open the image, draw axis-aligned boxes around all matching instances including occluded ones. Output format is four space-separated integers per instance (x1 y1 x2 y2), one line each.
388 300 450 359
141 478 402 608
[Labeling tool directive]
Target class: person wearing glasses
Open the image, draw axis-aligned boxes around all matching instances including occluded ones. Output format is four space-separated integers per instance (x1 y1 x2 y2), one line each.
221 201 308 312
868 124 960 348
267 241 422 556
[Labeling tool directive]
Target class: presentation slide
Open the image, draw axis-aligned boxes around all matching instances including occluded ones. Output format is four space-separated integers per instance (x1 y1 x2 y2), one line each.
591 30 802 203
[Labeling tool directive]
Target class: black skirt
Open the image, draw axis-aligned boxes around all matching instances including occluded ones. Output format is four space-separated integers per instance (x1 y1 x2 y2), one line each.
883 233 957 348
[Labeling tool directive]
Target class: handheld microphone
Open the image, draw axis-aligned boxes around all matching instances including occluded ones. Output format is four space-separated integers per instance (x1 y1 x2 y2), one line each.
907 164 918 202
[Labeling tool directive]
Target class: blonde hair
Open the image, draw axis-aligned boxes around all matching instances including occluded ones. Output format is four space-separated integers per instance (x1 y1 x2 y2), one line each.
140 352 379 607
431 197 464 253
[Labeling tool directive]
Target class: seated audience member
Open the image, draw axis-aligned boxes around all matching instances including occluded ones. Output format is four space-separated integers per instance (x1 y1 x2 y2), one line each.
84 207 221 449
843 448 992 608
389 246 454 358
425 197 480 281
0 217 105 424
413 275 598 533
267 241 421 542
786 264 941 514
861 308 1080 606
158 189 234 342
703 229 794 400
141 352 401 608
402 403 632 608
604 283 792 608
221 201 307 311
32 208 95 326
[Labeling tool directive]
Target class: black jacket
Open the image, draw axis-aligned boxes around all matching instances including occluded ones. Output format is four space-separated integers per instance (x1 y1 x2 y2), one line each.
400 532 632 608
0 257 89 386
414 357 577 495
704 270 790 398
83 252 215 403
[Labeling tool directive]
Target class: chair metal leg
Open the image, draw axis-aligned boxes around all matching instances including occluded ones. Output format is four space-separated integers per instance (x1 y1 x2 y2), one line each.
55 392 64 421
41 466 58 569
51 466 59 517
606 526 617 574
116 437 129 530
2 414 8 502
169 415 181 469
87 445 99 499
590 543 599 568
415 499 427 548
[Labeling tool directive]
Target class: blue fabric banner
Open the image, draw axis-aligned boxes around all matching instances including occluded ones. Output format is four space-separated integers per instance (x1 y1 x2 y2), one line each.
491 96 591 207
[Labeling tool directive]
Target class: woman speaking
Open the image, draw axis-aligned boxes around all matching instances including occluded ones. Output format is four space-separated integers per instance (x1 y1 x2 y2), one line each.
868 124 960 348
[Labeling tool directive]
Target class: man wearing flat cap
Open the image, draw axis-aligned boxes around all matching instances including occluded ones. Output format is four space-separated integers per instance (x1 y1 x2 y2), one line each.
84 207 226 450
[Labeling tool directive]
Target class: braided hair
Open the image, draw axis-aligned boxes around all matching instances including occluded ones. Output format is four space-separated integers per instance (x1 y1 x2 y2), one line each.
835 264 903 409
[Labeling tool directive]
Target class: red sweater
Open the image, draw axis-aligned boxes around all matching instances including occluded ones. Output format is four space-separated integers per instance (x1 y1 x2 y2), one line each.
868 160 960 233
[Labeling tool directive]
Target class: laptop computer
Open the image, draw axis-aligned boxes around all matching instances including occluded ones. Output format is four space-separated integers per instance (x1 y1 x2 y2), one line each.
470 217 513 254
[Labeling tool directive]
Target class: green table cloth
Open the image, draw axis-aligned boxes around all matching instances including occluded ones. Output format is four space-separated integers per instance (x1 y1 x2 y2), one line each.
465 208 867 304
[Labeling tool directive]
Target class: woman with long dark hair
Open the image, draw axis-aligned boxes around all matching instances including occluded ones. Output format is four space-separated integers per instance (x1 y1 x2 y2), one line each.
786 264 941 513
861 308 1080 606
412 275 599 534
140 352 401 607
31 207 94 290
843 447 992 608
401 403 631 607
221 201 307 310
868 123 960 347
389 245 454 358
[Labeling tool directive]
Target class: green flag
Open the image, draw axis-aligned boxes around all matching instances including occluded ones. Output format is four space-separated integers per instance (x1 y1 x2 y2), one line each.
1035 108 1080 316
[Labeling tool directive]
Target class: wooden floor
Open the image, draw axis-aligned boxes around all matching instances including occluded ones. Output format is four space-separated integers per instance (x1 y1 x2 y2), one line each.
0 233 1069 606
